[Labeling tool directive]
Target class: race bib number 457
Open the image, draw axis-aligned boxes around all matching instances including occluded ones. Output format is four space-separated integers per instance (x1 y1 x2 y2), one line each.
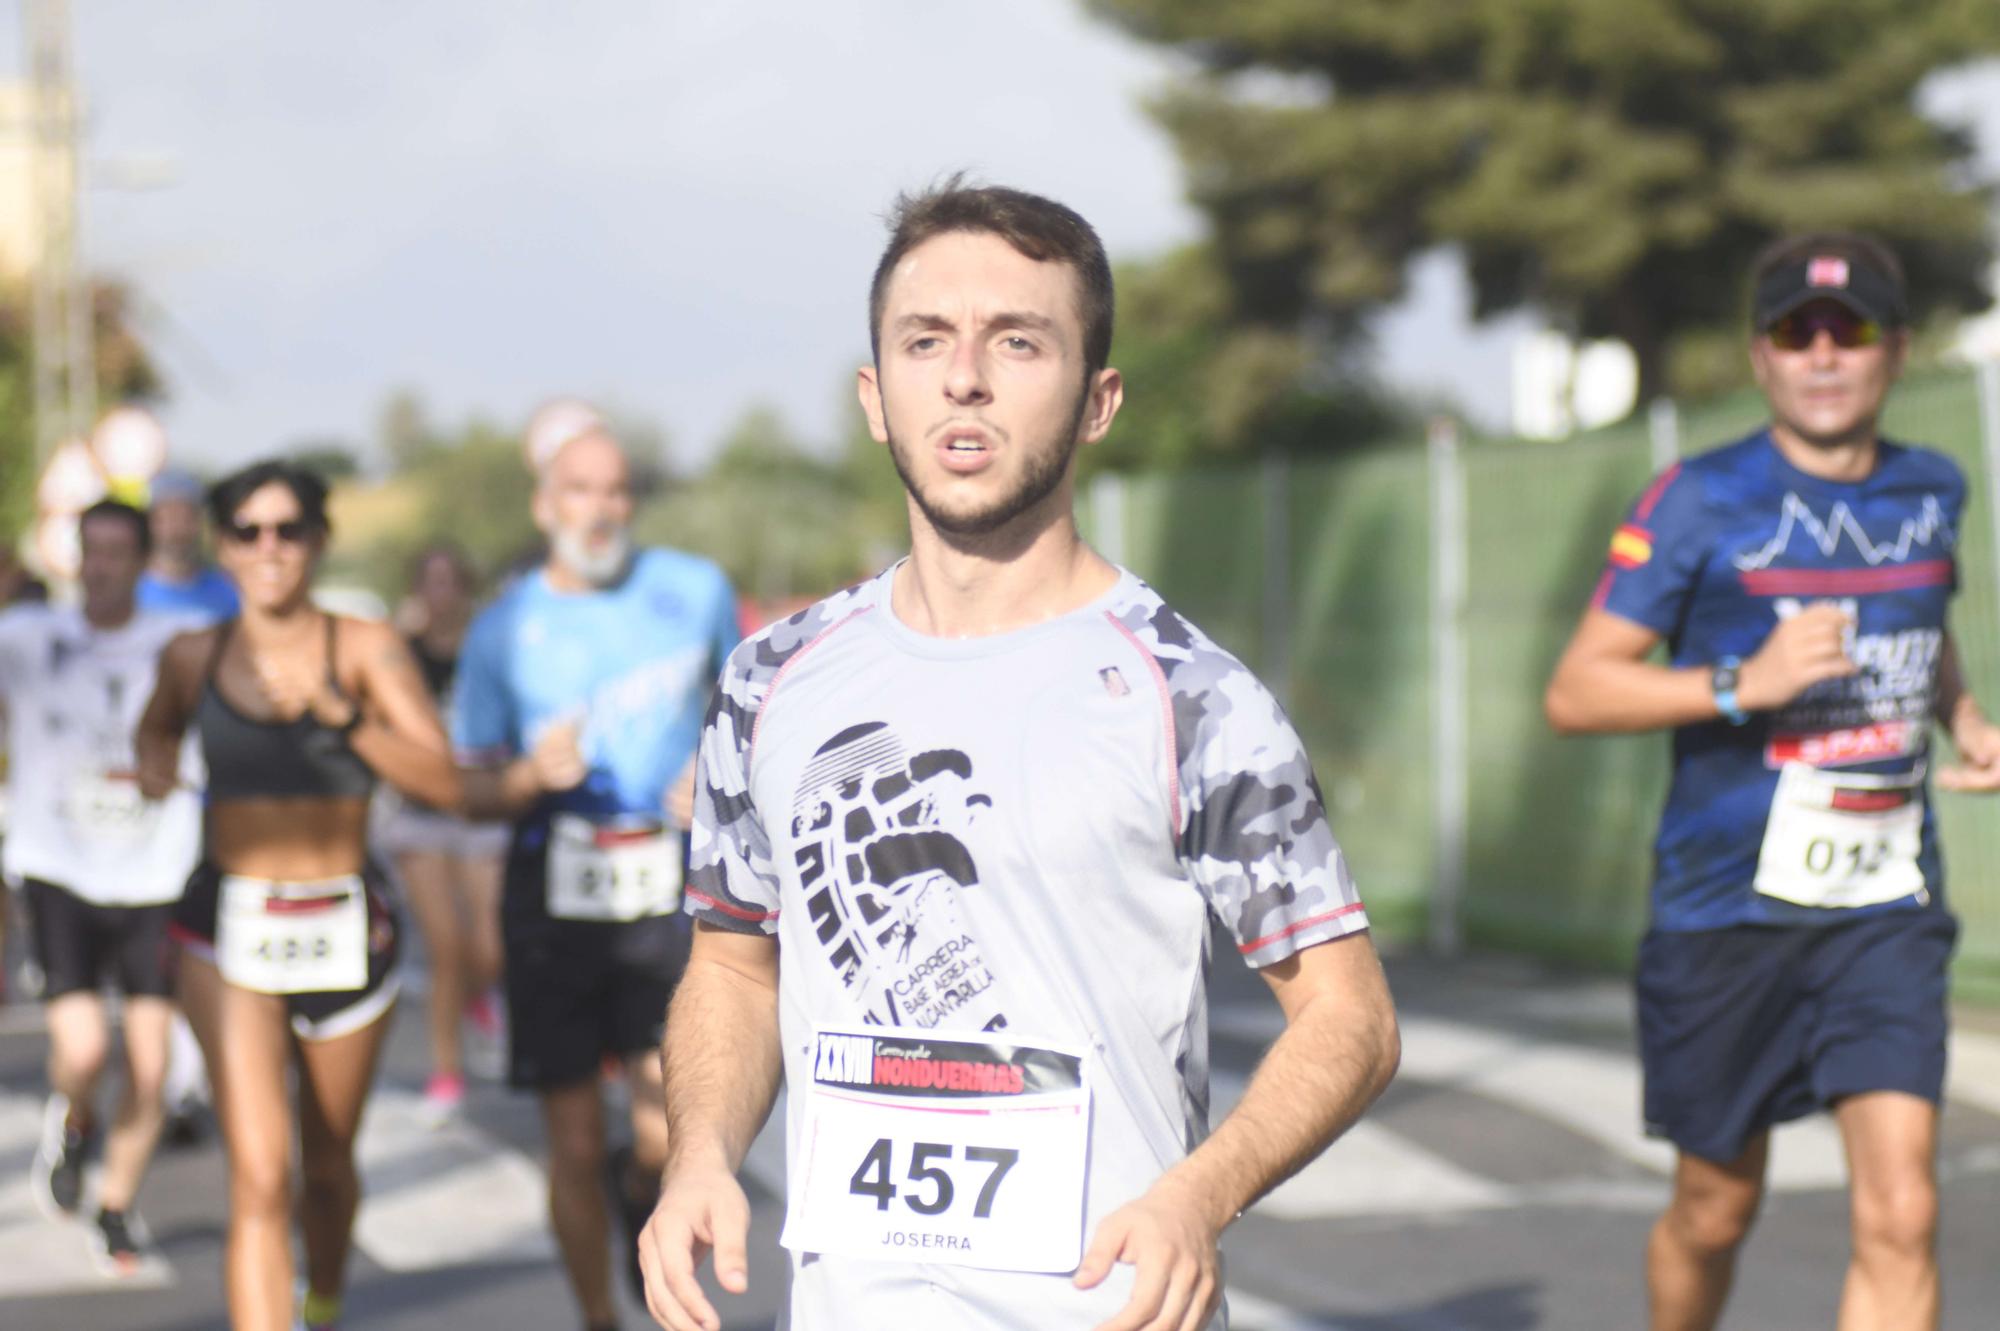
782 1028 1090 1273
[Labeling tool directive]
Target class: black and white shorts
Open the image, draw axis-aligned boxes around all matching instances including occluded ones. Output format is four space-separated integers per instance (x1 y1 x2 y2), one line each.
170 861 403 1042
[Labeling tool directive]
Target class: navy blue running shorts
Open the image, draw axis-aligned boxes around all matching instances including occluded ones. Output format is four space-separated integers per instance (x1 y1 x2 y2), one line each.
1636 907 1957 1164
500 837 692 1090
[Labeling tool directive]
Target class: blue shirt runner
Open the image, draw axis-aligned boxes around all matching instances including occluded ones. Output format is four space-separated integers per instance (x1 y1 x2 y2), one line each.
453 548 740 837
1594 430 1964 932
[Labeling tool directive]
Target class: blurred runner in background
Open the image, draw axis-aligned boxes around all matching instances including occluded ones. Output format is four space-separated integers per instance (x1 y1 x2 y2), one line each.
136 467 239 1145
381 544 508 1122
0 499 202 1277
457 426 739 1331
1546 233 2000 1331
138 460 461 1331
0 544 49 1005
137 469 240 623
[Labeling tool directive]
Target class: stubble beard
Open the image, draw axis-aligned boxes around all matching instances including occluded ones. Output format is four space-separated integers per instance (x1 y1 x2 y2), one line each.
886 387 1089 540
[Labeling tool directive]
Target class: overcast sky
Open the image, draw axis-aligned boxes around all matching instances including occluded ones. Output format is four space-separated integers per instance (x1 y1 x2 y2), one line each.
10 4 2000 471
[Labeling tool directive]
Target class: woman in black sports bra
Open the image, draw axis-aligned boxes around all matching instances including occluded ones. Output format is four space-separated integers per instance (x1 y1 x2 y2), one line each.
136 459 459 1331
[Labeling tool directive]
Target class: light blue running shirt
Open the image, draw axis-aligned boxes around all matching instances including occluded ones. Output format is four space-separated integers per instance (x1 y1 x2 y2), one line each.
453 548 740 828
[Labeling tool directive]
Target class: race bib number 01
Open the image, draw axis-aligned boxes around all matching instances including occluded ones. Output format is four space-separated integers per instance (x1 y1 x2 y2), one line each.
1754 763 1926 909
783 1027 1090 1273
546 814 683 922
216 875 369 995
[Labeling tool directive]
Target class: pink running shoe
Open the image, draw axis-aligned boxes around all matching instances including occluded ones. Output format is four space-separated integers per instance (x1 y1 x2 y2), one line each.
418 1072 464 1128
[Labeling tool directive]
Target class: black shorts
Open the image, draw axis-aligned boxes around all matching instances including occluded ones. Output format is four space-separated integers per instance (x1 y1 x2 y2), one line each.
169 861 403 1042
1637 907 1957 1164
502 839 691 1089
24 879 174 1000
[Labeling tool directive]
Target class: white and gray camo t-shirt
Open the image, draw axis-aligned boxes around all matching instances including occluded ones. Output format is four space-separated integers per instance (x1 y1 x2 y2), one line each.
688 563 1368 1331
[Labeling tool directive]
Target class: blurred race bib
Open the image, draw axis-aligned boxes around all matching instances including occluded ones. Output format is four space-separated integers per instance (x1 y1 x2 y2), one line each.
216 874 369 994
61 772 154 842
546 814 682 921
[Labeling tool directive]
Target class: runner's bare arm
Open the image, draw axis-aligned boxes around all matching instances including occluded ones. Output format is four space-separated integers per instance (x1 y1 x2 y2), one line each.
337 619 463 810
459 718 587 819
1544 603 1856 734
1076 929 1399 1331
1933 630 2000 791
641 923 782 1331
134 629 210 798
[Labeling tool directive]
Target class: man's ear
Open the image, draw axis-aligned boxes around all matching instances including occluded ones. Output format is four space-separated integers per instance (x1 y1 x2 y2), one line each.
858 365 890 446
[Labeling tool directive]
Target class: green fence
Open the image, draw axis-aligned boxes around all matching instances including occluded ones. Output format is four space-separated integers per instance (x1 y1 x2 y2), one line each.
1089 363 2000 1000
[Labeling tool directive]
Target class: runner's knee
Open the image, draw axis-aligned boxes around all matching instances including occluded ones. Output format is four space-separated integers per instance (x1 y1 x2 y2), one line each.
1852 1175 1937 1261
1667 1178 1762 1255
300 1158 358 1204
229 1148 293 1219
548 1121 605 1178
123 1055 169 1109
51 1034 109 1086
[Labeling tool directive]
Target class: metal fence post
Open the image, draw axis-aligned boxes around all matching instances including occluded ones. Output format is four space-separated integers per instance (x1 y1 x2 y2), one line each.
1648 396 1680 473
1260 452 1292 708
1427 417 1468 955
1089 470 1126 568
1978 361 2000 639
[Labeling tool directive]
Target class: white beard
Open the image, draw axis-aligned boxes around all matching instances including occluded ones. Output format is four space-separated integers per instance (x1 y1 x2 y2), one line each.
552 524 632 587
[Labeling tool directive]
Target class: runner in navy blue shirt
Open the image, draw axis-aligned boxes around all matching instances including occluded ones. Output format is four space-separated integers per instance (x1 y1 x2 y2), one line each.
1546 233 2000 1331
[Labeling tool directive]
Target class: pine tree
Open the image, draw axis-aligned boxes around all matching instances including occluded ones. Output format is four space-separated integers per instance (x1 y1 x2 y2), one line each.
1090 0 2000 403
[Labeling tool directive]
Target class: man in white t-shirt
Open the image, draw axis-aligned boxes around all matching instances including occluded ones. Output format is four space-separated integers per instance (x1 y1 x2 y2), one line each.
0 500 202 1277
639 179 1401 1331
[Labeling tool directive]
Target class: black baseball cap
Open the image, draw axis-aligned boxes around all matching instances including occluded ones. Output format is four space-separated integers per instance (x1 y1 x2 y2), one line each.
1753 249 1907 330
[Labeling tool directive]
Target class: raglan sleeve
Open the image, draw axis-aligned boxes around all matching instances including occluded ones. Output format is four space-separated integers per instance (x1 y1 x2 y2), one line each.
685 642 781 934
0 607 42 701
1174 650 1369 969
1592 462 1713 637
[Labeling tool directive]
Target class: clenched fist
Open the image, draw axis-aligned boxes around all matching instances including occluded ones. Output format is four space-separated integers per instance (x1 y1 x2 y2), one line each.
1737 602 1856 712
529 717 589 793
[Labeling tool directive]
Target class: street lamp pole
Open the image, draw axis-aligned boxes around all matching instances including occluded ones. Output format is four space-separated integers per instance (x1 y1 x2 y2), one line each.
24 0 91 467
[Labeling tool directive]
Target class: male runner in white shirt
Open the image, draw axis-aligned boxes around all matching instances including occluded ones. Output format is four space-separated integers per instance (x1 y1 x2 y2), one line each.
0 499 202 1275
640 179 1401 1331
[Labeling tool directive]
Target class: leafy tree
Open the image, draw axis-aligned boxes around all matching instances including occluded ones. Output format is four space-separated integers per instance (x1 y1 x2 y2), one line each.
635 403 895 602
324 398 541 599
1089 0 2000 402
1103 246 1420 466
285 438 363 480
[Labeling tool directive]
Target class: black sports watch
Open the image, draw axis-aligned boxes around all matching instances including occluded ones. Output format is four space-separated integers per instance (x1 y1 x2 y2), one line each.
1710 657 1749 726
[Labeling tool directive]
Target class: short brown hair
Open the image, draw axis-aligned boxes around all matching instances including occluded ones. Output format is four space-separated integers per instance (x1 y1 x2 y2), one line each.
868 175 1115 375
1750 231 1908 325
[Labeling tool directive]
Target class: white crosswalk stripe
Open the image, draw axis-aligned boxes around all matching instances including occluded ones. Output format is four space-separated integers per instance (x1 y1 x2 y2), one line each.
1211 1002 2000 1217
352 1088 557 1270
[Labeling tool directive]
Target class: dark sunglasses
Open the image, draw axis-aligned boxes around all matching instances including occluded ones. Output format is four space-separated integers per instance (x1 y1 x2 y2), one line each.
222 519 313 545
1765 306 1882 352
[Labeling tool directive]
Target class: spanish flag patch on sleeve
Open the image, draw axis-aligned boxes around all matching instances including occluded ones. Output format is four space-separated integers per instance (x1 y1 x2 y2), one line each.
1609 524 1653 569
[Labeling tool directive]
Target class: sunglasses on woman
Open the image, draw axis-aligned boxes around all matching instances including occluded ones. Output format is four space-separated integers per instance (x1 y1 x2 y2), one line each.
221 519 313 545
1764 304 1882 352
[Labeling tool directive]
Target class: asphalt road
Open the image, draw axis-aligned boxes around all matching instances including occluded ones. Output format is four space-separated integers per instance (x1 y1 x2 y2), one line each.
4 942 1999 1331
